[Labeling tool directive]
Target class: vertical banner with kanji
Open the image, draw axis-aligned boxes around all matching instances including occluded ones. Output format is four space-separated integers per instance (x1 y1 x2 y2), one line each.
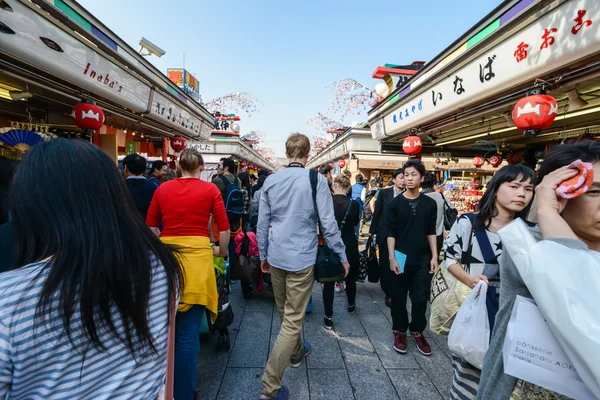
125 141 136 155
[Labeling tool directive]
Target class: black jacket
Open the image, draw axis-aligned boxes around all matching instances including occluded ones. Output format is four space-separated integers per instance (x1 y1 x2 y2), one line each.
125 178 157 220
369 187 395 245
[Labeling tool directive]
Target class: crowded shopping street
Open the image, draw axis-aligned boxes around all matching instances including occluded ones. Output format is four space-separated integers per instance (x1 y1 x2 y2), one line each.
1 0 600 399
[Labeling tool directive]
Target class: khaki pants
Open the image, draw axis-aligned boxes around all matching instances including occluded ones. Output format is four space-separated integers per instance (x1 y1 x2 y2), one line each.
261 265 314 397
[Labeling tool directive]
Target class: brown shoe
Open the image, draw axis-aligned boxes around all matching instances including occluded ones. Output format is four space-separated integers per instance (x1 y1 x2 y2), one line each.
393 331 407 354
385 297 392 308
411 332 432 356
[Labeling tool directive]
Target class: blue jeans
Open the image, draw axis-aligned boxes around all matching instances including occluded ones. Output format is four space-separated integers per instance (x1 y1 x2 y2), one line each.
174 305 206 400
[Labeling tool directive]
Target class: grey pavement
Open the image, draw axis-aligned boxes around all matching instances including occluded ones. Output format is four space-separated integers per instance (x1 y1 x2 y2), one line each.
196 277 454 400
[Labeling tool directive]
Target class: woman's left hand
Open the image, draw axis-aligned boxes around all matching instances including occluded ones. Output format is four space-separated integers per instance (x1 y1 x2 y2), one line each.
536 166 577 216
212 246 221 257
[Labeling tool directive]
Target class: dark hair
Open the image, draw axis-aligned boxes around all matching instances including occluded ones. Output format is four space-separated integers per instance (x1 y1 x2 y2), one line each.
151 160 166 173
238 171 252 197
319 164 332 175
392 168 404 179
538 141 600 182
179 148 204 173
476 164 536 228
222 157 236 174
10 139 183 355
355 174 364 183
422 172 436 189
257 175 267 190
249 174 257 182
122 154 147 175
258 169 270 177
0 157 16 225
403 160 426 176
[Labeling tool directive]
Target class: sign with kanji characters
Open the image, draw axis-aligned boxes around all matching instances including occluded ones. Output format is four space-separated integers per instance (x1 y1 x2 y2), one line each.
186 141 214 153
375 0 600 140
125 141 136 155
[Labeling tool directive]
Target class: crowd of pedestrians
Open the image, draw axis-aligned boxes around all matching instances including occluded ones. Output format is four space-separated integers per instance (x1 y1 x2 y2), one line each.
0 134 598 400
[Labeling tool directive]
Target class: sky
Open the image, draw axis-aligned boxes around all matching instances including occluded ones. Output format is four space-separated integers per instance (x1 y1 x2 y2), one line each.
79 0 501 156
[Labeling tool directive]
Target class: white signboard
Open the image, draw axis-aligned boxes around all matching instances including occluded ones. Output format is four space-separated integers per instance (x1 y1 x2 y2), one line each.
186 141 214 153
377 0 600 139
0 1 151 111
149 92 209 139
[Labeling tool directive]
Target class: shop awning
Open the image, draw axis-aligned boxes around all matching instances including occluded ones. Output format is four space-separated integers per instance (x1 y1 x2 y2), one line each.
356 153 408 170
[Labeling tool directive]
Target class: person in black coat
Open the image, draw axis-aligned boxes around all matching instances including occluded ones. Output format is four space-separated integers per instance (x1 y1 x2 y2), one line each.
0 157 16 273
322 170 360 330
369 168 405 307
123 154 157 220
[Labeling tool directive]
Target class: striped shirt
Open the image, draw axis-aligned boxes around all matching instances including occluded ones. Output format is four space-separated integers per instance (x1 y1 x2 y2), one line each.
0 257 170 399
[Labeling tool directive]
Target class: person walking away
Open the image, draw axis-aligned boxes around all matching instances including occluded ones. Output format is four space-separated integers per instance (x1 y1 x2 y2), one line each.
123 153 157 220
0 157 15 273
0 139 183 399
422 172 456 256
369 168 405 308
444 165 535 399
147 148 230 400
238 171 253 228
350 174 367 237
249 175 268 233
319 163 334 192
147 160 167 188
257 133 349 400
250 173 259 193
477 143 600 400
386 160 438 356
322 170 360 330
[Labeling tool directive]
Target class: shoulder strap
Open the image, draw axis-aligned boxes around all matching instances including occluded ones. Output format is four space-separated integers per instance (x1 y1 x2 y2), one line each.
309 170 321 231
474 226 496 263
220 175 231 188
340 199 353 229
440 192 450 209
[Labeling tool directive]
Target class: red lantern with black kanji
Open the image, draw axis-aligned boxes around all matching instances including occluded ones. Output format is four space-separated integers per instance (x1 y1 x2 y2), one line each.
507 151 523 165
72 101 105 130
338 159 346 169
473 156 485 168
402 135 422 155
488 154 502 168
512 94 558 135
170 136 186 152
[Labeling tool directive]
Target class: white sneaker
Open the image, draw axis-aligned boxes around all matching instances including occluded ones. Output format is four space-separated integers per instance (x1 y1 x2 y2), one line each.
334 282 342 293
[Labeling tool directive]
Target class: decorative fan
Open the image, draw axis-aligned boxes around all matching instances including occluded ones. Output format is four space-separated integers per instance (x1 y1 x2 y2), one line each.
0 129 43 151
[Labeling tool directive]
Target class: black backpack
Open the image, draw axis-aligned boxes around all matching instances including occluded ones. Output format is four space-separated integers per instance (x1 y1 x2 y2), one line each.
220 176 245 232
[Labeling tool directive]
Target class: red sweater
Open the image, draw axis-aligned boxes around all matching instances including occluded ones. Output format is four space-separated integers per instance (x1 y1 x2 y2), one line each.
146 178 229 237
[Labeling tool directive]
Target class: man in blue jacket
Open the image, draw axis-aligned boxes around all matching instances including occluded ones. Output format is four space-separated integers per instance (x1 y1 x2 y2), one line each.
350 174 367 237
123 154 157 220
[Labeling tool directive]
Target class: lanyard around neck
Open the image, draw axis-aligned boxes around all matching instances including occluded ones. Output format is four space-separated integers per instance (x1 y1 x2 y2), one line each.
287 162 305 168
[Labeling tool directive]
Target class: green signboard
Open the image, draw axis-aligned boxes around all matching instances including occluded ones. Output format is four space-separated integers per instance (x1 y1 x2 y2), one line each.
125 141 136 155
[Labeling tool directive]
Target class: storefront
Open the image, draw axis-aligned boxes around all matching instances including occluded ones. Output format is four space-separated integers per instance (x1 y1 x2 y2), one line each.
369 0 600 166
0 0 214 163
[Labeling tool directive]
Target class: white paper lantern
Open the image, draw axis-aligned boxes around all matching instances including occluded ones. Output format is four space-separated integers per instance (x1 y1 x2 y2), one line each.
375 82 389 98
232 123 241 133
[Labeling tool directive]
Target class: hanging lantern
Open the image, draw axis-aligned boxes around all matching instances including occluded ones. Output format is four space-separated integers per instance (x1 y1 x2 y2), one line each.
72 100 105 130
512 92 558 135
170 136 186 152
402 135 422 155
329 162 335 169
240 161 247 167
507 151 523 165
338 159 346 169
473 156 485 168
488 154 502 168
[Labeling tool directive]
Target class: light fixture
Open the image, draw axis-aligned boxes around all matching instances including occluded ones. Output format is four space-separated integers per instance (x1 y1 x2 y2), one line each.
123 122 128 134
132 131 136 136
0 88 32 101
566 89 588 111
436 105 600 146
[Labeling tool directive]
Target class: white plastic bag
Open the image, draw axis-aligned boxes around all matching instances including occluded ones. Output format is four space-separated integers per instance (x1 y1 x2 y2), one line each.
448 280 490 369
499 219 600 399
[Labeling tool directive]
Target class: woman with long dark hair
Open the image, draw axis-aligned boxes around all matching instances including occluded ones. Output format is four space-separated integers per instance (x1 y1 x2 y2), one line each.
478 141 600 399
444 164 536 400
0 139 183 399
147 148 229 400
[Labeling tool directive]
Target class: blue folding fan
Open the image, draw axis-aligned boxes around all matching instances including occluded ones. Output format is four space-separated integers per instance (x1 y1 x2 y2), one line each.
0 129 43 151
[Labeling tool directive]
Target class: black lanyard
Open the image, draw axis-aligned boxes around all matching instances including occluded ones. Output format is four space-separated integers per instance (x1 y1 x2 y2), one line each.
287 162 305 168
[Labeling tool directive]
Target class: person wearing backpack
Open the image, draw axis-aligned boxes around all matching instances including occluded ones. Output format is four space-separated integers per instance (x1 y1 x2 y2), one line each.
422 172 456 255
350 174 367 238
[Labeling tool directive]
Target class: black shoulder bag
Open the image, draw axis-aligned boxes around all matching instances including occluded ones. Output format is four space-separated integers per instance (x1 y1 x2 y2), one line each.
440 192 458 231
310 169 346 283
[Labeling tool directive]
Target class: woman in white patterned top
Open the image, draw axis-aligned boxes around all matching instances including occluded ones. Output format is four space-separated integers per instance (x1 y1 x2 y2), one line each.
444 164 536 400
0 139 183 399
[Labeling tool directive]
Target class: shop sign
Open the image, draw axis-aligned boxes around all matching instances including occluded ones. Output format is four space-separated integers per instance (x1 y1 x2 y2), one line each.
376 0 600 139
167 69 200 102
186 141 213 153
0 0 151 112
149 91 209 139
125 141 136 155
331 142 348 159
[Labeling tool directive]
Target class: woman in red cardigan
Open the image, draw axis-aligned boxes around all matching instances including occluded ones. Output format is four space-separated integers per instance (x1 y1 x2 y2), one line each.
147 148 230 400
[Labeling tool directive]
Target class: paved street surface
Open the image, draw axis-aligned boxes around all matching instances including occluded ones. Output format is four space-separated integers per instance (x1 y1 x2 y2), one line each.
196 278 454 400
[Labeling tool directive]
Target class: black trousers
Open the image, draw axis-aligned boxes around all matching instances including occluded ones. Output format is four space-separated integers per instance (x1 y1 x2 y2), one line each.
323 276 357 317
390 263 430 333
378 243 393 298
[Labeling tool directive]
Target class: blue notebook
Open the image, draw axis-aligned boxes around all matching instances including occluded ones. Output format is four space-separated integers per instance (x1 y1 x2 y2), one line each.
394 250 407 273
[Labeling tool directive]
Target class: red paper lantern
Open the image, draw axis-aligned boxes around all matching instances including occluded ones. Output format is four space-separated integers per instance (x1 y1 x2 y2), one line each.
507 152 523 165
72 101 104 130
512 94 558 135
170 136 186 152
473 156 485 168
338 159 346 169
240 161 247 167
403 135 422 155
329 162 335 169
488 154 502 168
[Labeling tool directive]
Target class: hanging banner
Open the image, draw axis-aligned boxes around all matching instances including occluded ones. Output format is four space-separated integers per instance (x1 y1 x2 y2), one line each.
125 141 136 155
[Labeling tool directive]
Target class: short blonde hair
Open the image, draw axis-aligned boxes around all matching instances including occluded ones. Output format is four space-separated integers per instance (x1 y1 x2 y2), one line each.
285 133 310 160
179 148 204 173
